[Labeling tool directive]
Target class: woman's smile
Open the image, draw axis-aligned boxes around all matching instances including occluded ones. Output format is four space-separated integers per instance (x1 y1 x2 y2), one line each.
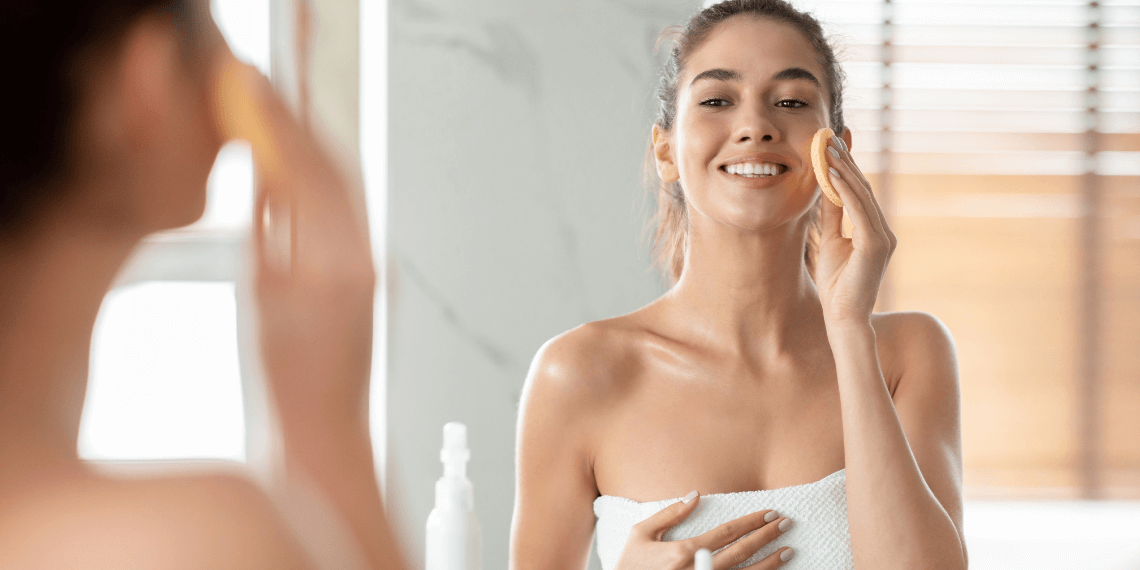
717 151 797 189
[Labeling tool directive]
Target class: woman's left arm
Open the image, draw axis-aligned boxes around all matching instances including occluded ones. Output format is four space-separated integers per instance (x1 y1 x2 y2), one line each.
814 131 967 570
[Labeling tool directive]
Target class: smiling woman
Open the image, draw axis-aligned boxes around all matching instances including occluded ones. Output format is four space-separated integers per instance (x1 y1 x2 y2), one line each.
510 1 965 570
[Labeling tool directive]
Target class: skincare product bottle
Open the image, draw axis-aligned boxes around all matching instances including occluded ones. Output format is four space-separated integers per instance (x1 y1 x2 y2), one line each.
695 548 712 570
425 422 482 570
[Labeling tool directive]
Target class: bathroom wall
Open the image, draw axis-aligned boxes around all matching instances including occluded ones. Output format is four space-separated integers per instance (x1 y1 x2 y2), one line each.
386 0 699 567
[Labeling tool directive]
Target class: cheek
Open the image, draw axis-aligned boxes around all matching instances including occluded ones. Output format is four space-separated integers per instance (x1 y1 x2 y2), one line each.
675 115 726 174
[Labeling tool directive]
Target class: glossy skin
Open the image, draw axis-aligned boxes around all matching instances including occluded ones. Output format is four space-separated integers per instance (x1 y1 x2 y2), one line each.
511 16 966 570
0 5 402 569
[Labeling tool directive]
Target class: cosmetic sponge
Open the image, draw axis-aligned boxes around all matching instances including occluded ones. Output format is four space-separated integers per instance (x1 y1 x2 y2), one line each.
212 55 282 180
810 127 843 208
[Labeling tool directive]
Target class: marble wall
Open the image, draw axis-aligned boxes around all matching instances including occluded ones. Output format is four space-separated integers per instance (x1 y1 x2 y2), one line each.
386 0 700 567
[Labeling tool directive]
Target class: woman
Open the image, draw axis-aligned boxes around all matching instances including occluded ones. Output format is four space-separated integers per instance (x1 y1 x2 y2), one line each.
511 1 966 569
0 2 401 568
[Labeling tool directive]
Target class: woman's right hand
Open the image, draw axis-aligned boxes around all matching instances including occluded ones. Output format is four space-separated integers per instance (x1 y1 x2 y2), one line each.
214 56 402 570
614 493 795 570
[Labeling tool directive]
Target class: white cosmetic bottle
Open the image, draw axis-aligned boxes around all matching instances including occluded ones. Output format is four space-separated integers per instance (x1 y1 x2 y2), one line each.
425 422 482 570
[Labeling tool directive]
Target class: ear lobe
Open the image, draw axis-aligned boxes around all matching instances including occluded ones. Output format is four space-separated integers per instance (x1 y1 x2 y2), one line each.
840 127 853 152
652 125 680 184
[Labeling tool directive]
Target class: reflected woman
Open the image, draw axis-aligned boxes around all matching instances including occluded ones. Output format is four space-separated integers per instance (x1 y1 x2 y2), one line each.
511 1 965 569
0 2 400 568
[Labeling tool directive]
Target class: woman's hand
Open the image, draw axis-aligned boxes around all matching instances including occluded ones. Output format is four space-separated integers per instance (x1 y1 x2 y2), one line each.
218 61 404 570
814 132 897 329
615 493 795 570
241 65 376 432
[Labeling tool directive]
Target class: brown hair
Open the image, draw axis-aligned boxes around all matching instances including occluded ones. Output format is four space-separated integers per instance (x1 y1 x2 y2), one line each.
0 0 191 235
648 0 847 283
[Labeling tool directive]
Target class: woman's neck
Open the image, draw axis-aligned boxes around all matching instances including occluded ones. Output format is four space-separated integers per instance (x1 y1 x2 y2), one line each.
0 210 142 474
664 218 827 363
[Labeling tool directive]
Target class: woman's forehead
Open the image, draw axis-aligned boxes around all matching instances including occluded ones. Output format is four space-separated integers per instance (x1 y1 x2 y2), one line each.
681 16 823 90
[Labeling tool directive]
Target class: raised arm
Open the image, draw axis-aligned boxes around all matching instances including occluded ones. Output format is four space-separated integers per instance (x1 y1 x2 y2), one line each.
813 130 967 570
215 55 404 570
511 335 603 570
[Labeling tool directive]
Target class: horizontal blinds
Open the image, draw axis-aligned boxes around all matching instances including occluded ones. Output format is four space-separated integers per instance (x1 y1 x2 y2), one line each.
795 0 1140 175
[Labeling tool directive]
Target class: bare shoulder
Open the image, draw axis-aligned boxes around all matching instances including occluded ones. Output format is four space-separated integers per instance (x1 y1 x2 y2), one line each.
522 313 651 412
871 311 961 426
871 311 958 375
0 470 309 570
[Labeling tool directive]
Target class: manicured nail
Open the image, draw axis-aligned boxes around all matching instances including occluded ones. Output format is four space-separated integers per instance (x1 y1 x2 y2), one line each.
764 510 779 523
682 490 698 504
828 146 840 159
833 134 847 151
778 518 793 532
829 166 841 180
780 548 795 562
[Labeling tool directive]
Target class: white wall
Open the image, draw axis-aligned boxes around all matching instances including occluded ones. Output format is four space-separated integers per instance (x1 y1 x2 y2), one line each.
385 0 699 567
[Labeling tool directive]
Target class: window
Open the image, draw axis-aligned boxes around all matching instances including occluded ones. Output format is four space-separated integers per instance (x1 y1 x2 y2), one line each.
795 0 1140 566
78 0 271 464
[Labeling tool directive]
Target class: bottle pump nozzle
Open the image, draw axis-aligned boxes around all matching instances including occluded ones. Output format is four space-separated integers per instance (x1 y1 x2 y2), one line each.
441 422 470 479
426 422 481 570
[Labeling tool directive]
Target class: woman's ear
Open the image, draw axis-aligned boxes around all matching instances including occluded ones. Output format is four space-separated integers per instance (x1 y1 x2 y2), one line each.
652 125 680 184
840 127 853 152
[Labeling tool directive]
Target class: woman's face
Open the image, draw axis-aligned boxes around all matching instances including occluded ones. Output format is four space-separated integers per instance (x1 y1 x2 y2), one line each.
657 16 833 235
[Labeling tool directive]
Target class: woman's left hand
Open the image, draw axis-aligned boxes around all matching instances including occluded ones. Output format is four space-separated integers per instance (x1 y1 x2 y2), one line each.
814 132 897 329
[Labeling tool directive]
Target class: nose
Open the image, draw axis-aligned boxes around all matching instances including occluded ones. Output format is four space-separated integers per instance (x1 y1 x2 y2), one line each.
733 100 780 144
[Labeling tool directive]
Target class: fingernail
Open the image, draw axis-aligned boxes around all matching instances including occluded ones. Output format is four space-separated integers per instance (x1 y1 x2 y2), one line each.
778 518 793 532
833 134 847 151
764 511 779 523
829 166 841 180
828 146 840 159
780 548 795 562
682 490 698 504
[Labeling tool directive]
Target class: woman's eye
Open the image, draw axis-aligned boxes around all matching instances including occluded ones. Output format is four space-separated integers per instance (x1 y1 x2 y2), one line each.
700 98 729 107
777 99 808 108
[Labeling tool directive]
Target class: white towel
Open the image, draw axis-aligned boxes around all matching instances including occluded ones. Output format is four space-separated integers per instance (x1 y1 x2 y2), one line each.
593 469 853 570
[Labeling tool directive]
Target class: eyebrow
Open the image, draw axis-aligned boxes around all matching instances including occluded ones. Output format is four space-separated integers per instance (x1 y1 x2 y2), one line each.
688 67 822 88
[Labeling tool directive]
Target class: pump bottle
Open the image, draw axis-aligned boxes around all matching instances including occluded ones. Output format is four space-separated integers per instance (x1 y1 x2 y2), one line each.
425 422 482 570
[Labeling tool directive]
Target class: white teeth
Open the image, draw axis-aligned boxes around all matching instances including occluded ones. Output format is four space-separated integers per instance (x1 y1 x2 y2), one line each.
725 162 784 177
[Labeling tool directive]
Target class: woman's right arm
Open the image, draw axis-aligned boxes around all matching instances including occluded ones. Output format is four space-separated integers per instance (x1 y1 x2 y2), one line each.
511 334 603 570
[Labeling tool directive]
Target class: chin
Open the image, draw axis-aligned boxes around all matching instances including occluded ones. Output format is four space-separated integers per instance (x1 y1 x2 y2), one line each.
718 195 816 232
154 190 209 232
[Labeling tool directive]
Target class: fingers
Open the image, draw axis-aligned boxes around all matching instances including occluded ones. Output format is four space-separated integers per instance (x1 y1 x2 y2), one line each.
222 60 373 280
823 141 882 235
708 512 791 570
825 135 892 231
824 136 898 255
819 191 843 242
742 547 795 570
633 491 701 540
687 509 779 555
823 166 880 247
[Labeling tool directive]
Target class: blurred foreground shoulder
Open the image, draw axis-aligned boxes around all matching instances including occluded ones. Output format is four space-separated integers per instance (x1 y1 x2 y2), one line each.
0 471 311 570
